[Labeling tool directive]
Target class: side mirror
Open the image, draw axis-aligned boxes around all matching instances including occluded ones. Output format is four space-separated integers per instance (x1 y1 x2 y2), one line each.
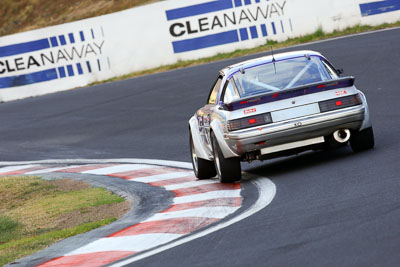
336 68 344 75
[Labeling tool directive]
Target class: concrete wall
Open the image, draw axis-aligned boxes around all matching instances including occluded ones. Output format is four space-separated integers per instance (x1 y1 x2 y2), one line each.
0 0 399 102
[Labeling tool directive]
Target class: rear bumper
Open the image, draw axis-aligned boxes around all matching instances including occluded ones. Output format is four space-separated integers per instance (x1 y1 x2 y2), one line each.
225 105 365 156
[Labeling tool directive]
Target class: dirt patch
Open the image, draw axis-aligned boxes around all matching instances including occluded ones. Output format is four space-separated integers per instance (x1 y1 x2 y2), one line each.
0 0 160 36
55 201 131 230
51 178 91 192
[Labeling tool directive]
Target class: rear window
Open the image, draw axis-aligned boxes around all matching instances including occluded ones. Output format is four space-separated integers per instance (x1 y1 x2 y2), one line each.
231 56 337 98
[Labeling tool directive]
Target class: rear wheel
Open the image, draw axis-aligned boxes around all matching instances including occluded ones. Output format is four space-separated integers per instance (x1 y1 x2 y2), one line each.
211 132 241 183
190 131 216 179
350 127 375 152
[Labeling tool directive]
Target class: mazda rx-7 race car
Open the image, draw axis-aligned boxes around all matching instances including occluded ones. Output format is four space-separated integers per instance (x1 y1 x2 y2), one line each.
189 50 374 183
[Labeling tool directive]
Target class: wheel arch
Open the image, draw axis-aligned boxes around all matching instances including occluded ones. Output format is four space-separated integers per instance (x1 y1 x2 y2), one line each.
189 116 211 160
210 120 240 159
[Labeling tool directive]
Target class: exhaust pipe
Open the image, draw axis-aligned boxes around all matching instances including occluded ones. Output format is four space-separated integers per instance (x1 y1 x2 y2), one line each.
333 129 351 143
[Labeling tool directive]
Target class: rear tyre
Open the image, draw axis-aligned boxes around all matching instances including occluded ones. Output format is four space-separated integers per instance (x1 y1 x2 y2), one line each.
350 127 375 152
190 131 216 179
211 132 241 183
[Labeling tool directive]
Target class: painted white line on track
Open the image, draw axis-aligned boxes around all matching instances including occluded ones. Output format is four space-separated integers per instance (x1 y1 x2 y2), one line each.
66 234 182 255
0 158 193 170
111 177 276 266
173 190 242 204
164 180 218 190
131 171 193 183
25 166 80 174
144 206 240 222
82 164 156 175
0 164 38 173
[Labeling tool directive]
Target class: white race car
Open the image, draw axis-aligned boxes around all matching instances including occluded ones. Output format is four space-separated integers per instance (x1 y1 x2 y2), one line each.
189 50 374 183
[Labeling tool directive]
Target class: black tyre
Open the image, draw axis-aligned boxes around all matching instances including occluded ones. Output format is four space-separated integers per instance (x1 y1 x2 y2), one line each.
190 131 216 179
350 127 375 152
211 132 241 183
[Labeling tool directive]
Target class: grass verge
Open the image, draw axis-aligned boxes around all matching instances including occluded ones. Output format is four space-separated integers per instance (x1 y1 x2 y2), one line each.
0 176 128 265
0 218 115 266
94 21 400 85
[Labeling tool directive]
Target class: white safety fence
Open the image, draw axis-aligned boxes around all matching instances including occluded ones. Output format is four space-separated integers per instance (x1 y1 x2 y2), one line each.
0 0 398 102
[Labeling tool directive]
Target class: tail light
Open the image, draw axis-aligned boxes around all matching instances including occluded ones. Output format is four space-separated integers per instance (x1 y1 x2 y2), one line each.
228 113 272 131
319 94 362 112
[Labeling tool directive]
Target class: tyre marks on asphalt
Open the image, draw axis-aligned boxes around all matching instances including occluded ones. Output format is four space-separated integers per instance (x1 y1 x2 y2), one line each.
0 163 242 267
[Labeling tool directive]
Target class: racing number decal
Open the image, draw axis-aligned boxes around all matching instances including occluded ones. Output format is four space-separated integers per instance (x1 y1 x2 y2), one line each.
294 121 302 127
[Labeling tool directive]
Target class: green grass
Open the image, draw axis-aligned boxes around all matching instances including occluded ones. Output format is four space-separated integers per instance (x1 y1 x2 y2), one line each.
92 21 400 85
0 218 116 266
0 176 126 266
0 215 21 244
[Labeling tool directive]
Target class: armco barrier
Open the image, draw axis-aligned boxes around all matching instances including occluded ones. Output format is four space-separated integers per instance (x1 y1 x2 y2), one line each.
0 0 399 102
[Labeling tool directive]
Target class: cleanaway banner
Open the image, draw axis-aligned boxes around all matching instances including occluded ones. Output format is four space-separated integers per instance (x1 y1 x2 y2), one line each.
0 0 399 102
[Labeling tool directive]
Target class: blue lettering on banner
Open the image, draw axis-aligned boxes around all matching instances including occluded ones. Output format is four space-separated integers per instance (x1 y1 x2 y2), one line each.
166 0 289 53
360 0 400 16
0 28 107 89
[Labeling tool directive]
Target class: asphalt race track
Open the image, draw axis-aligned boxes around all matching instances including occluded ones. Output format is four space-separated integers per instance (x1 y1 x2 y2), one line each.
1 28 400 266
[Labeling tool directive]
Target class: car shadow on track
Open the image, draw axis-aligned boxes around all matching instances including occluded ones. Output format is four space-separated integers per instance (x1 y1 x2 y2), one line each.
242 146 360 178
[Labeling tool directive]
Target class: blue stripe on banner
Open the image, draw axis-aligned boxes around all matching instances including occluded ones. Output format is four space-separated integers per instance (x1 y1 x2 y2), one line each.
91 29 95 39
255 0 260 2
59 35 67 46
0 38 50 57
261 24 268 36
77 63 83 75
250 26 258 39
166 0 233 20
234 0 242 7
86 61 92 73
68 33 75 44
0 68 58 88
172 30 239 53
58 66 66 78
80 31 85 42
50 37 58 47
97 59 101 71
244 0 251 5
280 20 285 33
67 65 74 76
360 0 400 16
271 22 277 35
239 28 249 41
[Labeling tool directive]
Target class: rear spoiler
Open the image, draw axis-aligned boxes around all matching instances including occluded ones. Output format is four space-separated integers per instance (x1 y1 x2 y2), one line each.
221 77 355 111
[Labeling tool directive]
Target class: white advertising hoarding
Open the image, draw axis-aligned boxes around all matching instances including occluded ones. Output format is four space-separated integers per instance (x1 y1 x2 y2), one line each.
0 0 399 102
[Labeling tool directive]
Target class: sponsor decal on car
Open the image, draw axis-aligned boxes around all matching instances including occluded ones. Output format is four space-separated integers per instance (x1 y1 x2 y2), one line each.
244 108 256 114
335 90 348 96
